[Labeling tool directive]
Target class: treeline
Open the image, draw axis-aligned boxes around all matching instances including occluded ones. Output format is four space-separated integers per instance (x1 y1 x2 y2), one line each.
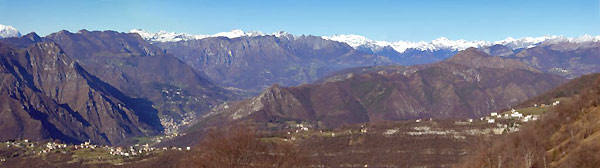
456 75 600 168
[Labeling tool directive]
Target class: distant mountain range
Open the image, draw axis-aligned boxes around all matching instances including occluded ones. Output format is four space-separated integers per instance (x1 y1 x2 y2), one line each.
129 29 274 42
132 29 600 53
482 40 600 79
152 34 390 93
132 29 600 66
194 48 565 129
128 29 600 93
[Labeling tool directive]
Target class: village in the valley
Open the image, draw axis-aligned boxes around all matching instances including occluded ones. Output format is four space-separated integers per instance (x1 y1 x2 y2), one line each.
483 101 559 124
0 100 561 166
0 131 191 165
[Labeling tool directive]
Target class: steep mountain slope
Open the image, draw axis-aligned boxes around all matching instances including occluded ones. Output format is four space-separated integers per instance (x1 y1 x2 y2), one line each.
457 73 600 168
151 34 391 93
137 29 600 75
479 38 600 79
199 50 565 128
41 30 230 128
0 42 160 145
0 32 43 48
446 48 538 71
137 30 600 94
514 73 600 109
512 41 600 78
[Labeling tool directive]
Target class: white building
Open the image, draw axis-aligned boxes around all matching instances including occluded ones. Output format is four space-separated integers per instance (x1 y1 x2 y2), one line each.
511 112 523 118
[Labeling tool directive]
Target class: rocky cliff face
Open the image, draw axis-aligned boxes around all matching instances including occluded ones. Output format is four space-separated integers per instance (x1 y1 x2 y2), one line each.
42 30 230 124
203 50 565 128
0 42 161 145
153 35 391 93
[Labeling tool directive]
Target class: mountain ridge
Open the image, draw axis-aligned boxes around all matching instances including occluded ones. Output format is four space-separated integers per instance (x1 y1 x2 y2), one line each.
131 29 600 55
152 34 391 93
0 41 161 145
41 30 232 132
193 49 565 130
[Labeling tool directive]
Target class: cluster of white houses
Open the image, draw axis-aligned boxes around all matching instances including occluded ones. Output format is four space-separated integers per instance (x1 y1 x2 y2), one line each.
483 101 560 124
41 141 68 154
2 139 191 158
101 142 191 157
287 123 311 134
109 144 154 157
484 109 538 124
161 115 195 135
3 140 70 155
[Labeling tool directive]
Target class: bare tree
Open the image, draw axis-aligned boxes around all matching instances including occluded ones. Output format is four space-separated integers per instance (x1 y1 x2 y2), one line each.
523 148 535 168
181 124 309 168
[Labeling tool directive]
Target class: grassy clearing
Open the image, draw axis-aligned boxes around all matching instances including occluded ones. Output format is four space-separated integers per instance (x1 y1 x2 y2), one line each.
70 148 124 165
259 137 287 143
131 136 155 145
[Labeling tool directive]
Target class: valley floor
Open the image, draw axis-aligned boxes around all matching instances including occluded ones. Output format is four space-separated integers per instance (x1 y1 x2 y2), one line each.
0 115 535 168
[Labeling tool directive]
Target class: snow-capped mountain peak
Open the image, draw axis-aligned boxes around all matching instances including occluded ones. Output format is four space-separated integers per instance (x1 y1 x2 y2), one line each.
323 35 490 53
428 37 488 51
492 36 558 49
130 28 600 54
129 29 207 42
323 34 600 54
129 29 291 42
271 31 291 37
212 29 265 39
0 24 21 39
322 34 392 52
322 34 372 48
542 34 600 44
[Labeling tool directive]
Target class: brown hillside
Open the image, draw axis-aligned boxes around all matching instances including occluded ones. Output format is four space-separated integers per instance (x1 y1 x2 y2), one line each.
196 49 565 130
456 73 600 168
0 42 160 145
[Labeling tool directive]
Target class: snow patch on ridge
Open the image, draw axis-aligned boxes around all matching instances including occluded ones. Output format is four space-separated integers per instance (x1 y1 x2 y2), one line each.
322 34 570 53
129 29 290 42
0 24 21 39
129 29 208 42
130 28 600 53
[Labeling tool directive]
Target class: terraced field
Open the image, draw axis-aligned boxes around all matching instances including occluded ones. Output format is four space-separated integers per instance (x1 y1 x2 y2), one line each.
263 120 503 167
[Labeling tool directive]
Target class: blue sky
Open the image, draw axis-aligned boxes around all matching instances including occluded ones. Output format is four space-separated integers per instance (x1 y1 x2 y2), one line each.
0 0 598 41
